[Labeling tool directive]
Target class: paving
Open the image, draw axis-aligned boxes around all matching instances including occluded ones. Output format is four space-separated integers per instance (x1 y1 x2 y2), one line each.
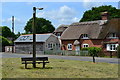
0 52 120 64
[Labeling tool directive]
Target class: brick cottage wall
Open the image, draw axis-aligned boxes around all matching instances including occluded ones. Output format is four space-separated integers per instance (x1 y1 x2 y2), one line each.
61 39 119 56
80 39 103 48
61 40 75 50
102 39 119 56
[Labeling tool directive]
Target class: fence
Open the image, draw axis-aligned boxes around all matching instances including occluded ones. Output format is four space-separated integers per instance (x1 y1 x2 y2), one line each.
44 50 89 56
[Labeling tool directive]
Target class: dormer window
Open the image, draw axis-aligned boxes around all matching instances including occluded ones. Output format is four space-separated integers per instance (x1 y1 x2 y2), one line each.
57 33 61 38
81 34 89 39
107 33 118 39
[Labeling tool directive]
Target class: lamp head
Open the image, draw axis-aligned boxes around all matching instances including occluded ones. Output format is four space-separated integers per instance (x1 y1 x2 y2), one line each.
37 8 43 10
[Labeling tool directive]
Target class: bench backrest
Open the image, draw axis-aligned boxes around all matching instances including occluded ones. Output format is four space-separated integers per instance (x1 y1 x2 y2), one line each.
21 57 48 61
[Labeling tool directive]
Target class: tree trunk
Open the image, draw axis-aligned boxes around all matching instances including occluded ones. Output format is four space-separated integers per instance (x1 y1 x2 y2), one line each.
110 51 112 58
93 55 95 63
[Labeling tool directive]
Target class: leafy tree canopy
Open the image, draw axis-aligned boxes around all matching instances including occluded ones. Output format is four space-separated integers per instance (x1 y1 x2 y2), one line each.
1 26 15 38
80 5 120 22
0 36 12 46
24 17 55 34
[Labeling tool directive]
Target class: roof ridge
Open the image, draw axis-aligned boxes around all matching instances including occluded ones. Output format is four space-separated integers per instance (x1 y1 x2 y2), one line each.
21 33 52 36
71 20 107 26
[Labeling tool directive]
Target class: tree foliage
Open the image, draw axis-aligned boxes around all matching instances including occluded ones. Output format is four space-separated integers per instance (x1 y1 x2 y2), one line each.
24 17 55 34
0 36 11 46
82 47 102 63
82 47 102 56
1 26 15 38
80 5 120 22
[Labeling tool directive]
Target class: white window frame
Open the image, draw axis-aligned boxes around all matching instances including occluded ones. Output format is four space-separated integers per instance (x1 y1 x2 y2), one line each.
67 43 72 50
81 34 89 39
83 44 89 48
107 44 119 51
57 33 61 38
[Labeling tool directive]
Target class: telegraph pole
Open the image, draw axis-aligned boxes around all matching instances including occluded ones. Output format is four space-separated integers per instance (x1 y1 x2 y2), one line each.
12 16 14 53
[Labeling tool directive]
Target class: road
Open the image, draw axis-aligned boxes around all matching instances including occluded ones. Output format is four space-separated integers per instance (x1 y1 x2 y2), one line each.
0 52 119 64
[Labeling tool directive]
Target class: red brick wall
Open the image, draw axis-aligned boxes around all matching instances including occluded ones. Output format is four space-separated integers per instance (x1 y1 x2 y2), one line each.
61 40 75 50
61 39 119 56
80 39 103 48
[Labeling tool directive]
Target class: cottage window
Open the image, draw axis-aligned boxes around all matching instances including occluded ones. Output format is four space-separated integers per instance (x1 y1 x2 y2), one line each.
57 33 61 38
83 44 89 48
48 43 53 49
81 34 89 39
107 44 118 51
107 33 118 39
67 44 72 50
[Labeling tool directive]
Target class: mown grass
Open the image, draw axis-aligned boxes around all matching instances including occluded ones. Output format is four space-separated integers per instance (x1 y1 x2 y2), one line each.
2 58 118 78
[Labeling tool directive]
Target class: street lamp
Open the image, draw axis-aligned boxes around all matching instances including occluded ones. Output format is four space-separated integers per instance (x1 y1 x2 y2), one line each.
33 7 43 68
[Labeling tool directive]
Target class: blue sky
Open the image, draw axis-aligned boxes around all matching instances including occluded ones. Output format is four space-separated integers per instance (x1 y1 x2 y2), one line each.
1 2 119 34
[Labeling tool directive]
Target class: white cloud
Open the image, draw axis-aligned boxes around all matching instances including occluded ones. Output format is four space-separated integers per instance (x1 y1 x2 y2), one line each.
26 2 33 5
2 17 24 24
83 0 104 9
37 5 79 27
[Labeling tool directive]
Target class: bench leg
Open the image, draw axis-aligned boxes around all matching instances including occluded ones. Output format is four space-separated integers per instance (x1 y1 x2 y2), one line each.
25 64 27 69
43 62 45 68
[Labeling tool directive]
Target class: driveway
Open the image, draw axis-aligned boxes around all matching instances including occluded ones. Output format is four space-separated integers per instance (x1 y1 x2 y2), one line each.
1 52 119 64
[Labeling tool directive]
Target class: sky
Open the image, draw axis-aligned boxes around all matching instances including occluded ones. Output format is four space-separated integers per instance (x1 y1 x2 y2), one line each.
1 1 119 34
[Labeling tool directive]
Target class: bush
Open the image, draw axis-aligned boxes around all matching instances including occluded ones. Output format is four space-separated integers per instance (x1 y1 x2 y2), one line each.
117 45 120 58
82 47 102 56
81 47 89 51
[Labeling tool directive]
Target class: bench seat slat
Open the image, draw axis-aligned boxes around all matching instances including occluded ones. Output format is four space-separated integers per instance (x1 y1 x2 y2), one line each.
22 61 49 64
21 57 49 68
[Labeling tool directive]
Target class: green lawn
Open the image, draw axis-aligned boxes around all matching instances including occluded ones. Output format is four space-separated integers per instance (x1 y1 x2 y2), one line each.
1 58 118 78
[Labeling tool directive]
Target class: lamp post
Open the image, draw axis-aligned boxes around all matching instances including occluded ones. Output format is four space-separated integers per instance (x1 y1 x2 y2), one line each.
32 7 43 68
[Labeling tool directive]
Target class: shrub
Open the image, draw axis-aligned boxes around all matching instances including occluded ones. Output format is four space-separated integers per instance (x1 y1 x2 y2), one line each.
81 47 89 51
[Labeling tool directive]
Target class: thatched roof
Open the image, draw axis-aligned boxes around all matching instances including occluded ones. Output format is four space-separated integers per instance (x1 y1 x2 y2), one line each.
61 18 120 40
54 25 69 33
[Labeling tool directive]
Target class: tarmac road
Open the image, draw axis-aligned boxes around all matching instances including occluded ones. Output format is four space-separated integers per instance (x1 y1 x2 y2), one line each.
0 52 119 64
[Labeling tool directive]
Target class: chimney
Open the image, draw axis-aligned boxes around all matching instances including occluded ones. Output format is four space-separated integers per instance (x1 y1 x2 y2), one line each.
101 12 109 20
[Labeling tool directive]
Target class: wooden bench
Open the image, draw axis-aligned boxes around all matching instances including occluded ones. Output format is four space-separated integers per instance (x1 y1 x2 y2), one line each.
21 57 49 69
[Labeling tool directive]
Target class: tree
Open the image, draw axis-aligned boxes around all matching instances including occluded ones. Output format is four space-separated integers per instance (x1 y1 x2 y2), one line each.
1 26 15 38
0 36 12 51
80 5 120 22
0 36 12 46
88 47 101 63
16 32 21 38
24 17 55 34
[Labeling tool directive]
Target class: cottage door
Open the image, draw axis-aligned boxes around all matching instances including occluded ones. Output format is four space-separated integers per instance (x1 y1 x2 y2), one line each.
75 46 80 55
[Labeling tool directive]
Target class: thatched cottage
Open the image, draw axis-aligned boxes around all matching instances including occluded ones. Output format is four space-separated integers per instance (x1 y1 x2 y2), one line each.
53 25 69 38
61 12 120 56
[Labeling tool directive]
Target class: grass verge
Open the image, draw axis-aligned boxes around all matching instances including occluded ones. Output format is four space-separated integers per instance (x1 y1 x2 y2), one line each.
2 58 118 78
